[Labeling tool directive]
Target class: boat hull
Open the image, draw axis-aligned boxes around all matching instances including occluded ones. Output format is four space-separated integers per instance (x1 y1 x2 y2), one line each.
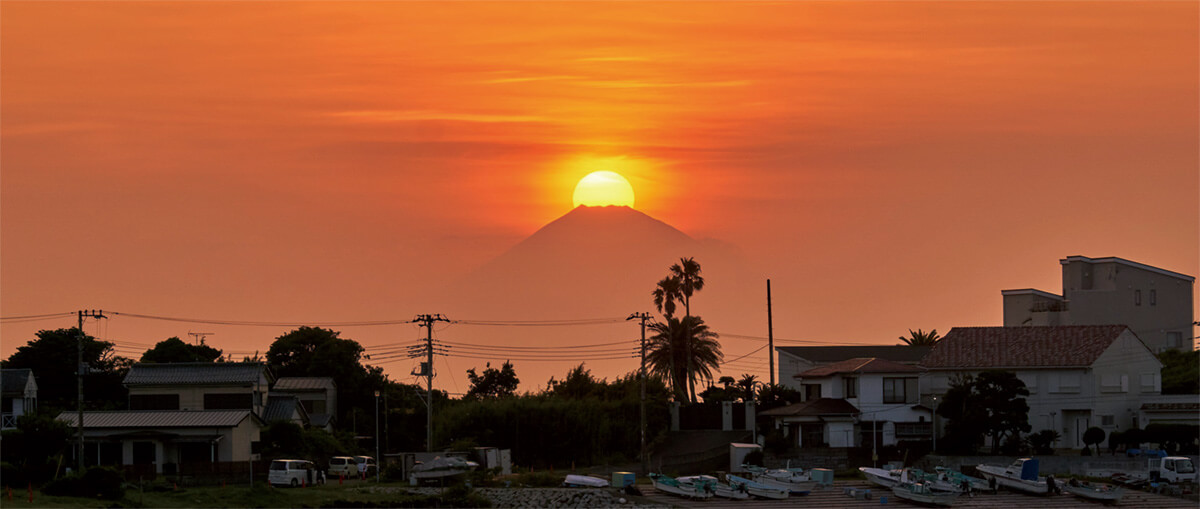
1062 483 1124 503
891 486 960 507
650 474 713 499
860 467 902 488
975 465 1050 495
726 474 790 499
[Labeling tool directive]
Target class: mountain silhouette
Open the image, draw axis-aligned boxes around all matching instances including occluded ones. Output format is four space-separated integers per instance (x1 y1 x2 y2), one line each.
438 205 758 322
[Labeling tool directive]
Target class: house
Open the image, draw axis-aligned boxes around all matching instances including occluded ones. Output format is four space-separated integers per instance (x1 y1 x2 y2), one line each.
56 362 273 476
776 345 930 396
921 325 1162 449
1 368 38 429
262 394 310 427
1002 255 1195 352
761 358 930 448
272 377 336 430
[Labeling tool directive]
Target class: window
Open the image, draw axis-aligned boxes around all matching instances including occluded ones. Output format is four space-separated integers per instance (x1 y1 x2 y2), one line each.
1149 289 1157 306
843 377 858 398
883 377 917 404
1135 290 1141 306
1166 332 1182 349
204 393 253 410
1101 415 1115 426
130 394 180 410
803 384 822 401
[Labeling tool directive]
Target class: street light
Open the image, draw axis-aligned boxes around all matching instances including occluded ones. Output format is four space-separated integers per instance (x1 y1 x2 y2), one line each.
374 390 381 483
931 395 939 454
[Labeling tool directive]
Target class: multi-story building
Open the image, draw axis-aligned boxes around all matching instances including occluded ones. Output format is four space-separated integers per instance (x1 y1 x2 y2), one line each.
775 345 931 394
921 325 1162 449
1002 255 1195 352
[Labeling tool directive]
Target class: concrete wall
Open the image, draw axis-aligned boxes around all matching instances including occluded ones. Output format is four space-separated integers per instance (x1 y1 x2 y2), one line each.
1062 258 1194 352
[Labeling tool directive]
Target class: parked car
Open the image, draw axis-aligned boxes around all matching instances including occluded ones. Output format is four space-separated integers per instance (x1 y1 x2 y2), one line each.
268 459 323 487
354 455 378 476
329 456 358 478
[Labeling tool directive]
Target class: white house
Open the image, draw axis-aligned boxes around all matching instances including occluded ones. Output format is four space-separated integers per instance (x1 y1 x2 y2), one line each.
761 358 931 449
775 346 930 396
1 368 38 429
920 325 1162 449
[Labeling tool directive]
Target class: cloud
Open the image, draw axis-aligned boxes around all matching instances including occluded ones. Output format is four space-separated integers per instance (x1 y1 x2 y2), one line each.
328 110 550 124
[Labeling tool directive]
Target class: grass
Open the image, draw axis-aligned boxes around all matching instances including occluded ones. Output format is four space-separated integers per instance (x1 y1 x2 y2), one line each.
4 481 468 508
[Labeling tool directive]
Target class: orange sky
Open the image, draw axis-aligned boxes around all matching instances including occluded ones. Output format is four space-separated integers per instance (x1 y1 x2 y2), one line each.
3 1 1197 394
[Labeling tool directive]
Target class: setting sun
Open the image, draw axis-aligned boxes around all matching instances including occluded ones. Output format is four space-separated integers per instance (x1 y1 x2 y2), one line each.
572 171 635 208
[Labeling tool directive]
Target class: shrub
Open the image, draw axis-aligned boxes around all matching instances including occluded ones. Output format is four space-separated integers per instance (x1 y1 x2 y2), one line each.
1028 430 1060 455
41 466 124 500
515 470 560 487
742 450 764 467
763 431 790 454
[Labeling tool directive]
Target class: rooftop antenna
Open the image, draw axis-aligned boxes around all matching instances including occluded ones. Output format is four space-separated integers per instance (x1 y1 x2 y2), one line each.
188 331 214 344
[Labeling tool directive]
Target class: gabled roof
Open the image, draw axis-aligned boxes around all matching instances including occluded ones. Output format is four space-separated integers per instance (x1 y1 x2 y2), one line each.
776 346 931 364
57 410 258 428
1062 255 1195 282
274 377 336 391
124 362 271 386
797 358 924 378
263 395 309 424
759 398 860 417
1 368 35 397
921 326 1131 369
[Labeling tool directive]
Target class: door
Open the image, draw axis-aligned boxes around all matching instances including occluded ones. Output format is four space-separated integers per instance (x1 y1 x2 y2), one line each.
1074 417 1090 448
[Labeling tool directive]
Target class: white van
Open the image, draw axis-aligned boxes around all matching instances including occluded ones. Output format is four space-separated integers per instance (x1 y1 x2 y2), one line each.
268 459 323 487
329 456 357 478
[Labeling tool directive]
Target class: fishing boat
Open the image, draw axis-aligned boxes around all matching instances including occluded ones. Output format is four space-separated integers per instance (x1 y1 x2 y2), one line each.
891 480 961 507
975 458 1057 495
649 473 713 499
725 474 790 500
743 464 816 493
1061 478 1125 503
934 466 991 493
562 474 609 488
859 466 903 488
677 475 750 500
409 456 479 484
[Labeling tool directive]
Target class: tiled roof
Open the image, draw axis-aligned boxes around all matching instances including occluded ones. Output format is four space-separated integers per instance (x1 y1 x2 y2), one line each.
309 414 334 427
1 369 34 397
263 395 308 423
759 398 860 417
57 410 254 428
797 358 924 378
921 326 1129 369
776 346 931 364
124 363 268 386
274 377 336 391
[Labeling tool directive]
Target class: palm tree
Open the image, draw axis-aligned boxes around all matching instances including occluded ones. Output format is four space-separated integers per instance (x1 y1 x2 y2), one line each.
652 276 682 320
736 374 759 402
670 257 705 402
899 328 941 346
647 316 723 402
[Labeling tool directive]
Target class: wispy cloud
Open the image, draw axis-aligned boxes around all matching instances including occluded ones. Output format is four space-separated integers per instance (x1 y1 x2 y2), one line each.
480 75 581 84
329 110 549 124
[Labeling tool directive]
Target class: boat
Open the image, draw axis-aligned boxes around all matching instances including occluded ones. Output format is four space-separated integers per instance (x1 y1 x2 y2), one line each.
1061 478 1125 503
677 475 750 500
975 458 1057 495
562 474 609 488
408 456 480 484
891 480 961 507
934 466 991 493
859 466 903 488
743 464 816 493
725 474 790 499
649 473 713 499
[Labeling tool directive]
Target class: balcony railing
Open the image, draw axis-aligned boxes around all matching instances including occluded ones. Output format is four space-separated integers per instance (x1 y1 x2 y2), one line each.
1 413 17 429
1031 301 1069 313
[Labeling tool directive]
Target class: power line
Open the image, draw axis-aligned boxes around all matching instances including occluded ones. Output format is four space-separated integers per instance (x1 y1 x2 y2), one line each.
0 312 76 323
108 311 415 327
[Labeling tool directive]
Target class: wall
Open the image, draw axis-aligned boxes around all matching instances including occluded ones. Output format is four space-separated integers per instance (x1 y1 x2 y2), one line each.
1063 259 1194 352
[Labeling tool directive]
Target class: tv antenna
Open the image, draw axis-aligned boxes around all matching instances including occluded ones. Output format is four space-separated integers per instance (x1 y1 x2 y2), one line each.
188 331 214 344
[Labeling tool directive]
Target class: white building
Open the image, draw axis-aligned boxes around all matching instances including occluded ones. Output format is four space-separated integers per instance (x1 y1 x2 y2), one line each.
761 358 930 449
921 325 1162 449
1 369 38 429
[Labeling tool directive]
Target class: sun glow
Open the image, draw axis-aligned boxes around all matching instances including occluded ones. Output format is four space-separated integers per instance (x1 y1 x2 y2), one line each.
572 171 635 208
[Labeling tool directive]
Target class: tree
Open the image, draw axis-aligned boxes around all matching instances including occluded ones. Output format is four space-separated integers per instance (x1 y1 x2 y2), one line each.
1159 349 1199 395
266 326 386 430
899 329 941 346
466 361 519 399
670 257 705 402
140 336 223 363
736 374 760 402
646 315 722 402
1083 426 1106 455
936 371 1031 454
1029 429 1061 455
2 328 132 411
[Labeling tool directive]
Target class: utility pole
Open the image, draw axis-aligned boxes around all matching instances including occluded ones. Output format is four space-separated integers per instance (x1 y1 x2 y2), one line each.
627 312 652 475
77 309 106 472
410 314 449 452
767 280 775 386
